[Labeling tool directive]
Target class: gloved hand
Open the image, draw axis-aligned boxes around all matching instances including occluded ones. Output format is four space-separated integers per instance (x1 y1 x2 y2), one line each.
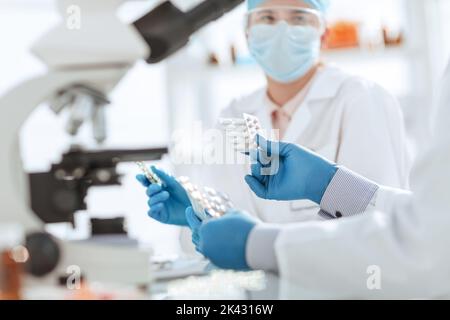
136 166 191 226
185 207 257 270
245 135 338 204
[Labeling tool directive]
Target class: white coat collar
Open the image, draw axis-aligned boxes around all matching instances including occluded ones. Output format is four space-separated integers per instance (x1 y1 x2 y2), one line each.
232 65 351 141
282 65 350 142
233 65 350 113
305 64 350 102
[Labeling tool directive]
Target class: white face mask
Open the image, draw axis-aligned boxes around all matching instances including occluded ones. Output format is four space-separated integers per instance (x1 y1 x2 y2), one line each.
248 21 321 83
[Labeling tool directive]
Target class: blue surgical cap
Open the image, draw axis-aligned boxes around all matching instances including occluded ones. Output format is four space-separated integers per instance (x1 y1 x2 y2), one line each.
247 0 330 12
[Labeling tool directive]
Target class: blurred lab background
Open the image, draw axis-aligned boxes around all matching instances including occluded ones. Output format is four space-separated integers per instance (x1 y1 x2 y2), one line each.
1 0 450 258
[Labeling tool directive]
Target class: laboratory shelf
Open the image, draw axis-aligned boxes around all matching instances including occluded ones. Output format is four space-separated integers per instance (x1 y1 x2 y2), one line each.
322 46 422 62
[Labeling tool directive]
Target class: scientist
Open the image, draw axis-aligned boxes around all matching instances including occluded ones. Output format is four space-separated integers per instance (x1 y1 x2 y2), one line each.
197 0 411 224
183 57 450 297
148 0 410 228
138 0 410 230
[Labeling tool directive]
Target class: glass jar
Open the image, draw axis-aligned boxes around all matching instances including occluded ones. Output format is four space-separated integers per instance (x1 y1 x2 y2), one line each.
0 225 26 300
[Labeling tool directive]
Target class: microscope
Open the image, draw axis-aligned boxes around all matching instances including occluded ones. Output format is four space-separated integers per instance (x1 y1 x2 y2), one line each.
0 0 243 288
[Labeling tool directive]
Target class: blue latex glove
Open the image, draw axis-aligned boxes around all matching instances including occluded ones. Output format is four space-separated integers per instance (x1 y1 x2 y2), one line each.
245 135 338 204
136 166 191 226
185 207 203 252
186 207 257 270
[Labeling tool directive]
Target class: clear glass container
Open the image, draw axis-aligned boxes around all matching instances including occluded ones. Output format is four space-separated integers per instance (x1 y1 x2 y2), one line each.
0 225 25 300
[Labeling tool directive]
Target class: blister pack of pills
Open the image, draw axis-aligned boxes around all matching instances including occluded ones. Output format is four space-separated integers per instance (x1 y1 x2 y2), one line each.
243 113 262 149
177 176 234 221
219 113 263 152
136 163 234 221
136 161 162 185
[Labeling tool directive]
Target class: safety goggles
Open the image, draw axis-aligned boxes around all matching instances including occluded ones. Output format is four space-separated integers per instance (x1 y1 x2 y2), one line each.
246 6 324 31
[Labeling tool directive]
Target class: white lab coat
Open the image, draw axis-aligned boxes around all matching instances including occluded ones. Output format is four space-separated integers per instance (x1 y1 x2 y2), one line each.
192 65 410 224
274 62 450 299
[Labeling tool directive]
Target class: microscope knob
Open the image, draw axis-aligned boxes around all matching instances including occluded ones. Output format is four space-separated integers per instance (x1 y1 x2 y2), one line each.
25 232 61 277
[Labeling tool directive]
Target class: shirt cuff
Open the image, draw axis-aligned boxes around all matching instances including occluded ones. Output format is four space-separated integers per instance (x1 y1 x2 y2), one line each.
318 167 379 219
246 225 281 273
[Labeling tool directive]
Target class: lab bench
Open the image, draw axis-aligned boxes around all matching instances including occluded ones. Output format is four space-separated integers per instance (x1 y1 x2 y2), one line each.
20 258 287 300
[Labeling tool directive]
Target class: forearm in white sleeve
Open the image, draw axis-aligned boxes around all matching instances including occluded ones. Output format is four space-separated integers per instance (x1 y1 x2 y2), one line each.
246 167 379 273
246 167 407 274
246 225 281 273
